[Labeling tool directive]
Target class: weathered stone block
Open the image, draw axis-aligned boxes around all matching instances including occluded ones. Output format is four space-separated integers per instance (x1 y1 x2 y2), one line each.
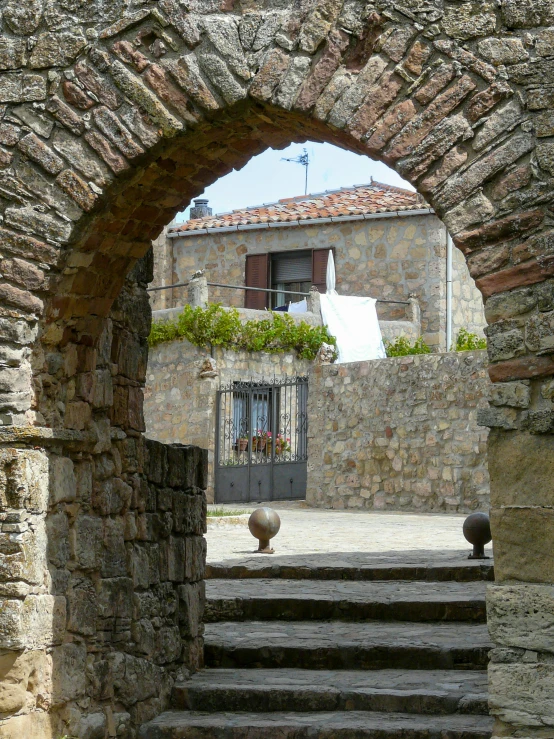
67 577 97 636
487 328 526 362
0 594 65 650
477 38 529 65
0 449 48 512
185 535 206 582
491 507 554 583
0 649 51 715
525 311 554 354
489 661 554 728
46 511 70 568
477 406 519 430
52 642 87 704
101 517 127 577
29 30 86 69
490 381 530 409
488 430 554 507
97 577 134 621
0 73 46 103
49 455 76 505
72 515 103 570
178 581 205 637
488 583 554 652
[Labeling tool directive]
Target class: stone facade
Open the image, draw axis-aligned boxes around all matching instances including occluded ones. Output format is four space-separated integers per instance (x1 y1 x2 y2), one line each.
307 351 490 512
0 1 551 736
145 310 312 503
159 212 486 351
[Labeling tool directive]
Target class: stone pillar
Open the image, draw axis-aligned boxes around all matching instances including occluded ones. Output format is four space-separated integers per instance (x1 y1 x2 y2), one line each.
406 295 421 333
478 278 554 737
188 272 208 308
307 287 321 319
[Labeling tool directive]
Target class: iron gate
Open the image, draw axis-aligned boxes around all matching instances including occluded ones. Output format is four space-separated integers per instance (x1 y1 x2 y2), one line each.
215 376 308 503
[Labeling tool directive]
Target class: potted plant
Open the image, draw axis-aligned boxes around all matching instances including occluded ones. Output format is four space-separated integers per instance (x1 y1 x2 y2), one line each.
238 436 248 452
252 430 266 452
274 434 291 455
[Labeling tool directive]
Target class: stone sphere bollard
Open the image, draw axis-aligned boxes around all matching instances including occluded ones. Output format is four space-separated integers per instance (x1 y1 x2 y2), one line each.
248 507 281 554
463 512 492 559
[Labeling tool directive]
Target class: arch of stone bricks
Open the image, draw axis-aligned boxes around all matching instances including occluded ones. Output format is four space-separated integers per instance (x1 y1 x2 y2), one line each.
0 1 553 737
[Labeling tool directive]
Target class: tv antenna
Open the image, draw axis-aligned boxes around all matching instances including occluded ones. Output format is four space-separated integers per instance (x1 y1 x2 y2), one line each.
281 148 310 195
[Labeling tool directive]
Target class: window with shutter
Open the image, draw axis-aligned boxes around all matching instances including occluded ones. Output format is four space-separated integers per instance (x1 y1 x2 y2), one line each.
271 250 312 308
244 254 269 309
312 248 334 294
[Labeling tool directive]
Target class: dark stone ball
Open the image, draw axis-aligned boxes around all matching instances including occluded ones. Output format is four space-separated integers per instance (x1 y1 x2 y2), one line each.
248 507 281 542
463 512 492 547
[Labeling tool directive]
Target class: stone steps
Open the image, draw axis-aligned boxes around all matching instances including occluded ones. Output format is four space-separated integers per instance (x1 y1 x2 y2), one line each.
139 710 494 738
205 578 487 622
204 621 492 671
172 667 489 715
140 553 493 739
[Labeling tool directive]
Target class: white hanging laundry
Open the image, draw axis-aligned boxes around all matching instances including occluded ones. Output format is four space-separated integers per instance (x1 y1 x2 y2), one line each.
320 293 386 363
326 250 337 294
288 299 307 313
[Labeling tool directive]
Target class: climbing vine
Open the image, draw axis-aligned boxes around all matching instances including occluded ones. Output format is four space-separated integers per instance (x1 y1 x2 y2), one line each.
385 336 432 357
453 328 487 351
148 303 338 361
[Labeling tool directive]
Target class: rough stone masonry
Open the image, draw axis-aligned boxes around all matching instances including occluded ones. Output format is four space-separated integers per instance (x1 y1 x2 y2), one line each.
0 0 552 737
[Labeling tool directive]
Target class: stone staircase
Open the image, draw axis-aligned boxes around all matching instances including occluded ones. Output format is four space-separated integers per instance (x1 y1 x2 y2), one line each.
140 555 494 738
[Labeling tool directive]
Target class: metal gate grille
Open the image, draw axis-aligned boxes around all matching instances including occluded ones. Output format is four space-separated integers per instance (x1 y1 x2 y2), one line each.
215 377 308 503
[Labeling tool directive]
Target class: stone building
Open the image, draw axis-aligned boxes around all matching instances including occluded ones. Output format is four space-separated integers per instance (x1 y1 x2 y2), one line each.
150 182 487 351
0 0 552 737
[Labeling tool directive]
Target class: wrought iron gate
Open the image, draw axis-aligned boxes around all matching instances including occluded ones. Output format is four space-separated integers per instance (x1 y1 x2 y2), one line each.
215 377 308 503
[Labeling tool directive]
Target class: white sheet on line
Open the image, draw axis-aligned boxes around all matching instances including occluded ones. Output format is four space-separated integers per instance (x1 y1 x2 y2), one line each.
320 293 386 363
288 299 307 313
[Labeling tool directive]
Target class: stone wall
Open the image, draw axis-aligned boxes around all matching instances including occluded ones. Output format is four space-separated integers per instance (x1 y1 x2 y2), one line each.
307 351 490 513
145 319 312 503
0 261 207 739
163 213 486 351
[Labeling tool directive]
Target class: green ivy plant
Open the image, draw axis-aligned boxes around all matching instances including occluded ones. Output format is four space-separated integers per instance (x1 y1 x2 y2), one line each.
385 336 432 357
149 303 338 362
453 328 487 351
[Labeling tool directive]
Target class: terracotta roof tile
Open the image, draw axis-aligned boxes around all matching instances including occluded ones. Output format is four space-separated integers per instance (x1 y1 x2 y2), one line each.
170 181 427 234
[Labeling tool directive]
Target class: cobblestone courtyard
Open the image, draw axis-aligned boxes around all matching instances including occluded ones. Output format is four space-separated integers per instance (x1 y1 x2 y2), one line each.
206 503 491 565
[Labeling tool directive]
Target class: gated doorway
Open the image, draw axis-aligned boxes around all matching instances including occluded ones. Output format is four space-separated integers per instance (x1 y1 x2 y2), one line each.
215 377 308 503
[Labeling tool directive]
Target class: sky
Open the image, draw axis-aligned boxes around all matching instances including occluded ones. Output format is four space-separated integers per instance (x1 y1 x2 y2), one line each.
174 141 413 223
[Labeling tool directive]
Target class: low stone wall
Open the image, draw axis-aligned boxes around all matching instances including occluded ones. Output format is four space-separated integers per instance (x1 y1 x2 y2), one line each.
307 352 490 513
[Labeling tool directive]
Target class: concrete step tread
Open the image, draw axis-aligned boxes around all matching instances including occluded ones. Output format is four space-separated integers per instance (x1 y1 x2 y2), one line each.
206 578 487 602
206 552 494 582
173 668 489 714
204 621 492 670
177 667 488 692
205 579 487 622
140 710 494 737
205 620 493 650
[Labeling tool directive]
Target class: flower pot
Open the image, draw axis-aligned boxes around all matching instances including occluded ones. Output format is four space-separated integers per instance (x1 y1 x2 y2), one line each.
253 438 266 452
238 439 248 452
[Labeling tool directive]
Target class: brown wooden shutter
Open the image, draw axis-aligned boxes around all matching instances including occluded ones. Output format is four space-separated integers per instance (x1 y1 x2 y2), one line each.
244 254 269 309
312 248 334 293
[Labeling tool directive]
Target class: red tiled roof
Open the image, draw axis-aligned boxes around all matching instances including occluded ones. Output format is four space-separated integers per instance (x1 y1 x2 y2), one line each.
170 181 428 234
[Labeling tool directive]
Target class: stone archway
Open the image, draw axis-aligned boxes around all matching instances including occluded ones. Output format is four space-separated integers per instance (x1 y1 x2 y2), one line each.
0 1 553 736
